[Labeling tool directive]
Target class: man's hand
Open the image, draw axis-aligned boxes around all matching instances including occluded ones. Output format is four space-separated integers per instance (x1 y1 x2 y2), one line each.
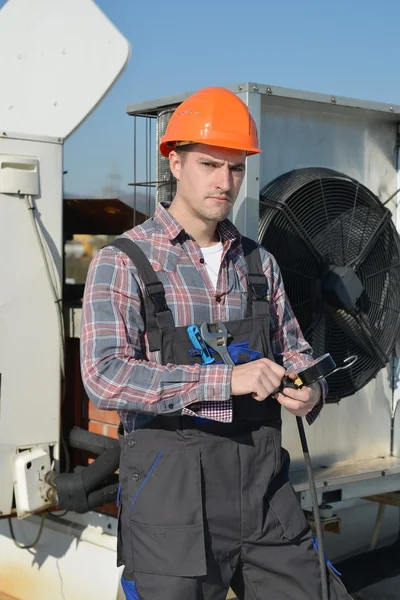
274 372 321 417
231 358 285 401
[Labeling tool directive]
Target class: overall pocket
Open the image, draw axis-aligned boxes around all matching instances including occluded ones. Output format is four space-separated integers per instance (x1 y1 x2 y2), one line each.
125 445 206 577
268 480 310 540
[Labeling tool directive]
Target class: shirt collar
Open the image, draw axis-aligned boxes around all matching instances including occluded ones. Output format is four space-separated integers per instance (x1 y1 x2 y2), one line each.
154 201 240 245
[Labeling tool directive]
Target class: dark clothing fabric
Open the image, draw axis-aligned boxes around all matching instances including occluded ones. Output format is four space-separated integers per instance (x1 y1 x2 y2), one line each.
110 235 349 599
118 418 351 600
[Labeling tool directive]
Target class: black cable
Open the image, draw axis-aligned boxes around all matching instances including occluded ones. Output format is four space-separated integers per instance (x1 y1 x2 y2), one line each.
296 416 329 600
8 513 46 550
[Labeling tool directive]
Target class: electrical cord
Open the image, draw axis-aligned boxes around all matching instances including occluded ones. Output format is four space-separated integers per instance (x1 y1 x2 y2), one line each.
25 194 71 473
297 416 329 600
25 194 65 377
8 513 46 550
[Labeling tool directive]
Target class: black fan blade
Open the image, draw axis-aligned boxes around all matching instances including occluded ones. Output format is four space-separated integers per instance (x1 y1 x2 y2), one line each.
331 310 388 366
348 210 393 270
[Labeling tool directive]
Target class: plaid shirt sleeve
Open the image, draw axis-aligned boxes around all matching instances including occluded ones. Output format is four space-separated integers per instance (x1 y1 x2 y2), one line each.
265 252 326 425
80 248 232 414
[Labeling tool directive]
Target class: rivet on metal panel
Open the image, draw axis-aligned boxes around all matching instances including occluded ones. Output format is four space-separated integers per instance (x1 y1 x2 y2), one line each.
331 97 336 103
266 87 272 94
238 85 243 91
389 106 394 112
253 86 259 92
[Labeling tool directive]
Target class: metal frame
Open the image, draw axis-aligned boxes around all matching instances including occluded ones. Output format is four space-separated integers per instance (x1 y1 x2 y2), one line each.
126 81 400 119
125 82 400 507
0 130 63 144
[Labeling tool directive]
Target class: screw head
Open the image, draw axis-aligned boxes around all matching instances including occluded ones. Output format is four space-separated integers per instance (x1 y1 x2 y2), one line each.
253 85 259 92
331 97 336 103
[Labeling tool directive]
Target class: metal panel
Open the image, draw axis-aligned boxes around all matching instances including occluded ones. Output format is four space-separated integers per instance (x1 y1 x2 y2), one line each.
0 136 62 516
230 90 261 240
126 81 400 118
125 84 400 476
292 456 400 506
0 513 122 600
258 95 398 199
256 93 398 468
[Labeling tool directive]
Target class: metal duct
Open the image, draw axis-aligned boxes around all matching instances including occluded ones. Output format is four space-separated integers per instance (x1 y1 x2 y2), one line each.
156 108 177 204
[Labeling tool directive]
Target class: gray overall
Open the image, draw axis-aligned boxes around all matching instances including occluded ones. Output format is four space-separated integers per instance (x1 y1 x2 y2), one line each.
111 237 352 600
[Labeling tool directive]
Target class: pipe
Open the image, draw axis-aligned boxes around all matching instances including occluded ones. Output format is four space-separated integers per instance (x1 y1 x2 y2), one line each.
69 426 120 455
52 444 121 513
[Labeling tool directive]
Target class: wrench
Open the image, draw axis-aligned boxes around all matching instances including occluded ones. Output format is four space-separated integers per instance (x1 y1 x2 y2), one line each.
199 321 235 366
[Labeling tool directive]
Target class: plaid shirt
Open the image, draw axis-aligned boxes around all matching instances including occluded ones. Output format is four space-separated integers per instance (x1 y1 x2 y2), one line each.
80 203 326 433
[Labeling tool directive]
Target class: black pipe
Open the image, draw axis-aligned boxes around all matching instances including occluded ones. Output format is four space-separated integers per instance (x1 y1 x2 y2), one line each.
53 444 121 513
87 483 119 511
69 426 120 455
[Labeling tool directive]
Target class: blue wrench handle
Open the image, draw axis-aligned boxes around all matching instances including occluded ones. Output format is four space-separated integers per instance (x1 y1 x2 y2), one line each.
187 325 215 364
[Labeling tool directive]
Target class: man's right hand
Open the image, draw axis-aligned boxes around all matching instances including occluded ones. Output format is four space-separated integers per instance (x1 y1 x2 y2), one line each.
230 358 285 401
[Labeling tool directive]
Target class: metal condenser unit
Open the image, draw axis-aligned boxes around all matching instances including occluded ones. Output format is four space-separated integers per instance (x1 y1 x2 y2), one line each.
156 108 177 204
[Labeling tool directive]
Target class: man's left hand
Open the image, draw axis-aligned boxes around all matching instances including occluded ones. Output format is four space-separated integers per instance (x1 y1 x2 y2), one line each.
274 374 321 417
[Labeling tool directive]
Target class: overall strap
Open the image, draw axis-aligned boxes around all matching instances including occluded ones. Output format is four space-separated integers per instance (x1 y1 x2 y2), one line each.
108 238 174 351
241 236 269 318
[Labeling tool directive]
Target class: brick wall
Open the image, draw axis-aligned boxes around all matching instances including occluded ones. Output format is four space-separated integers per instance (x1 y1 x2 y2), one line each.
87 403 119 439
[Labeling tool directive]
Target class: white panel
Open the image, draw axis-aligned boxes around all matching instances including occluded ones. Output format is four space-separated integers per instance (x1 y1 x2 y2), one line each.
12 446 52 517
0 515 123 600
0 137 62 515
258 96 397 198
0 155 40 195
231 90 261 239
256 95 398 467
393 136 400 458
283 371 392 470
0 0 130 139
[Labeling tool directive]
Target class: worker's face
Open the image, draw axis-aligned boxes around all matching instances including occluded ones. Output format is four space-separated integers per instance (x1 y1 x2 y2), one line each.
169 144 246 222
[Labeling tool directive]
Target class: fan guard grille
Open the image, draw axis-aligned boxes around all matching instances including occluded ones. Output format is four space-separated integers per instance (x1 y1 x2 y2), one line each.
259 168 400 400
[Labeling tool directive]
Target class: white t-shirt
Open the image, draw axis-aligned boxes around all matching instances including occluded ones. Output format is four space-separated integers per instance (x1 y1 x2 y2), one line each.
200 241 224 290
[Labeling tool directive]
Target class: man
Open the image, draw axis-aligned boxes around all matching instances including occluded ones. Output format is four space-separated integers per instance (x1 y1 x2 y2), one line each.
80 87 351 599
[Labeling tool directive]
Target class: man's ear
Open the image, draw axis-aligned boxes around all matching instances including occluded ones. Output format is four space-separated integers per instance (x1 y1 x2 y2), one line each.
169 151 182 181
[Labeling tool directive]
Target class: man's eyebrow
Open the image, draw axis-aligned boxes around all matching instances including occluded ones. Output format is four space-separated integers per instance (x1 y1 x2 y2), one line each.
198 156 245 168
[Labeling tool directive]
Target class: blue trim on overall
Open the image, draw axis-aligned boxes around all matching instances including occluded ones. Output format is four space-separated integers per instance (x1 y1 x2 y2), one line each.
121 577 140 599
130 450 164 512
312 536 342 576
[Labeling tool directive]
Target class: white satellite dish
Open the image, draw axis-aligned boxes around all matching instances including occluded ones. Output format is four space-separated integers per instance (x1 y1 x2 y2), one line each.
0 0 131 139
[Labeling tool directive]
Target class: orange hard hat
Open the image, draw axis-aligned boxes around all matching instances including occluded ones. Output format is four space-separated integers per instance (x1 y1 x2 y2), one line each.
159 87 262 158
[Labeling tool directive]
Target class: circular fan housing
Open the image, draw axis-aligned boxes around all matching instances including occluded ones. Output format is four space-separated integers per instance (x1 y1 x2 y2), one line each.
259 167 400 401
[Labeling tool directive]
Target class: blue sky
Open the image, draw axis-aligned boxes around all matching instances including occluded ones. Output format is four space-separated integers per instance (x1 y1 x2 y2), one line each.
3 0 400 200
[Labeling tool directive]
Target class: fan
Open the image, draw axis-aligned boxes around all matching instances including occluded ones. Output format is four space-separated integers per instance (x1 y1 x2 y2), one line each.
259 167 400 401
